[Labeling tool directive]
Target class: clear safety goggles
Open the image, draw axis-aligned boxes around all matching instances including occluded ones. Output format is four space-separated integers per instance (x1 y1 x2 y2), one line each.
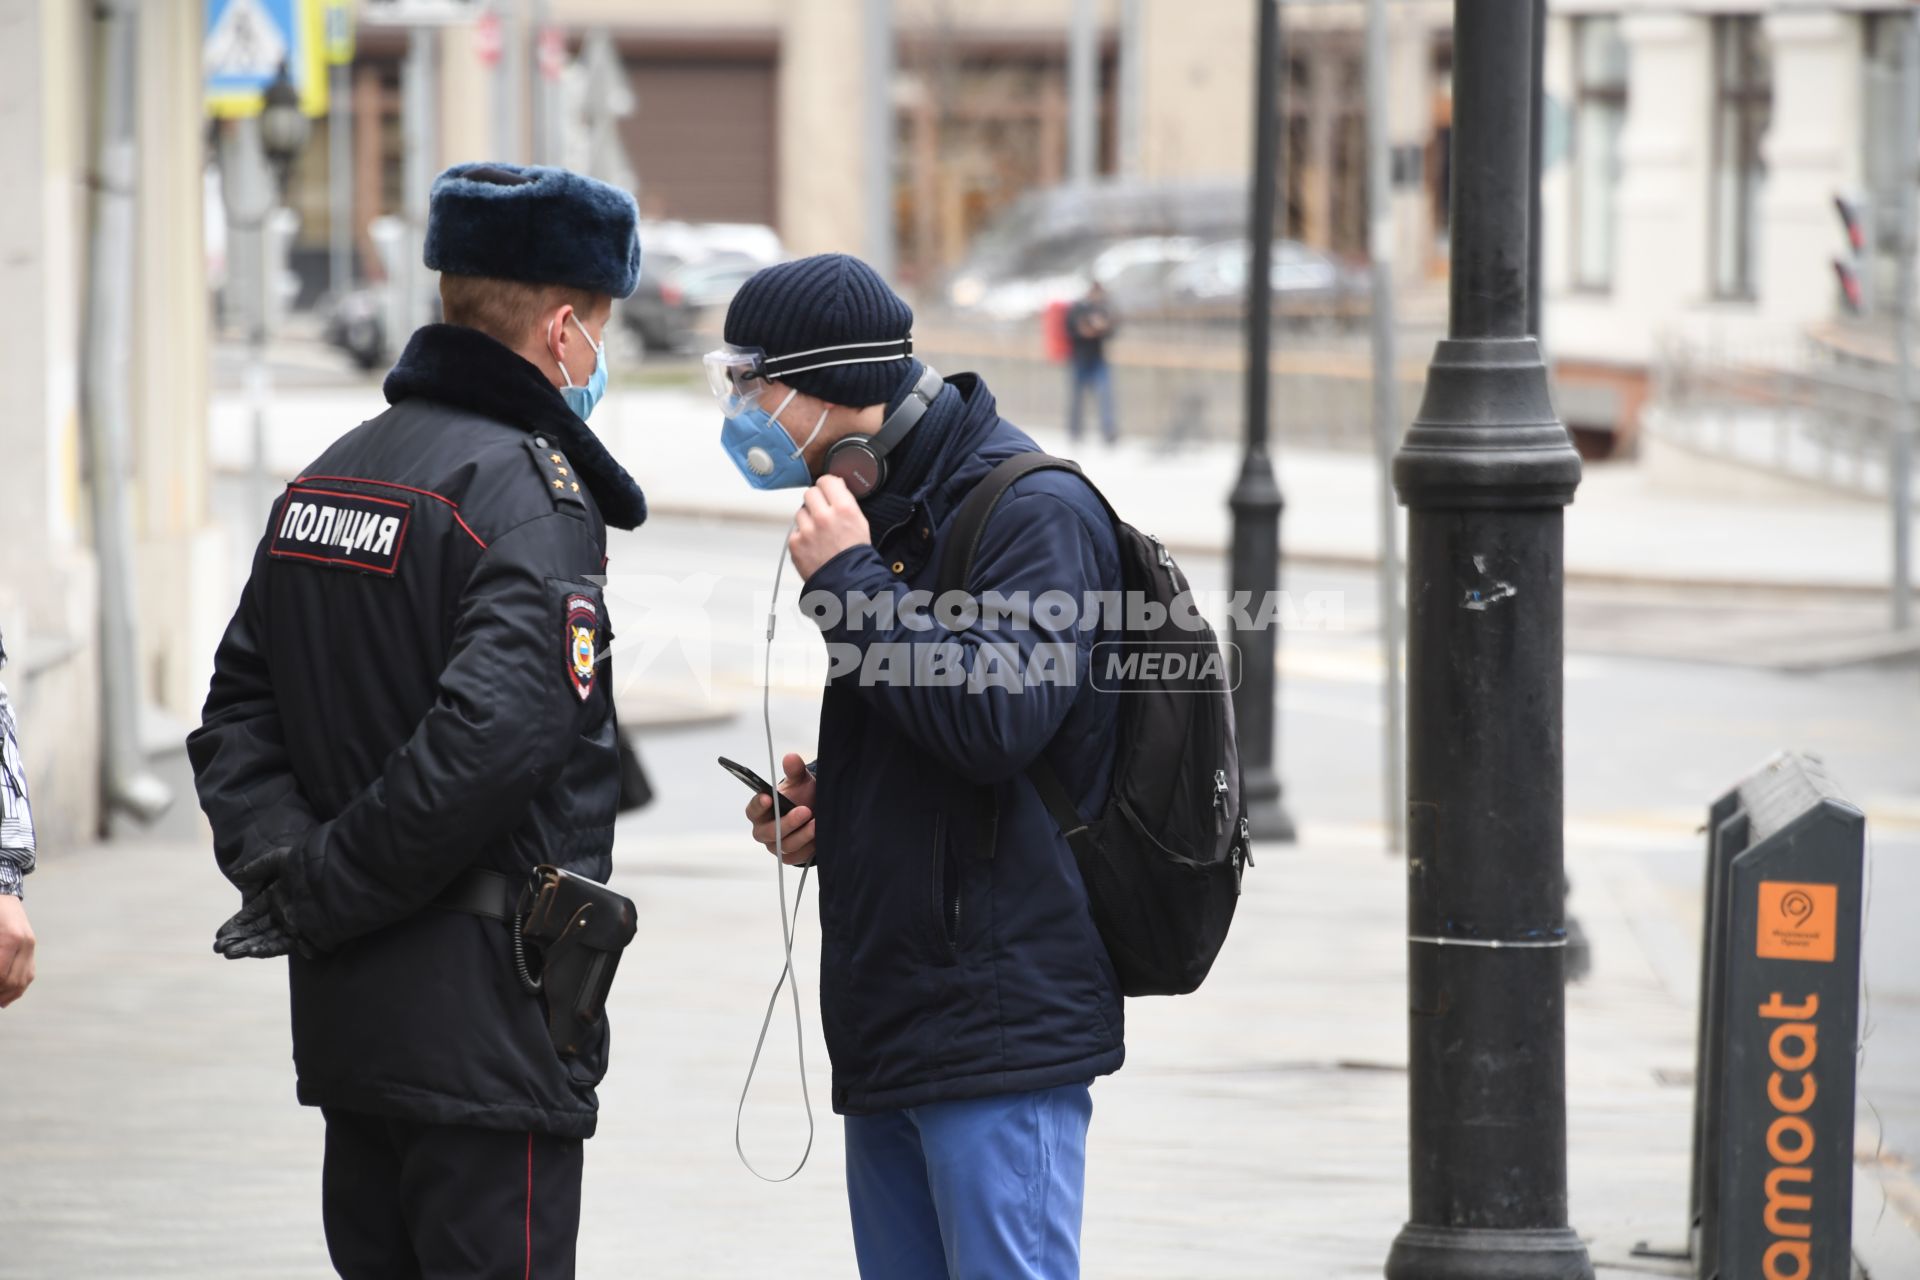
702 336 914 417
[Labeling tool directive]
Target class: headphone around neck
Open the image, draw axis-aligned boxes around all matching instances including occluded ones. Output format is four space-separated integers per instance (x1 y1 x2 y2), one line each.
822 364 944 498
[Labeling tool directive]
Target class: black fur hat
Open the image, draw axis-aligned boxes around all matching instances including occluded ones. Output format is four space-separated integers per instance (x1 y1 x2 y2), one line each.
423 162 642 299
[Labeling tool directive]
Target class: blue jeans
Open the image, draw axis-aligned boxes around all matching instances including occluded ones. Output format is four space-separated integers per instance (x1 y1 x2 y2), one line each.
1067 361 1117 443
844 1082 1094 1280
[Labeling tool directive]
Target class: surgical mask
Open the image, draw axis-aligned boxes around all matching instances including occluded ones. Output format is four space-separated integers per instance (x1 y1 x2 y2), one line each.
553 314 608 421
720 388 828 490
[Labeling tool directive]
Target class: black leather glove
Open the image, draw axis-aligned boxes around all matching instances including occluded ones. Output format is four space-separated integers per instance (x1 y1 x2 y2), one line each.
213 845 314 960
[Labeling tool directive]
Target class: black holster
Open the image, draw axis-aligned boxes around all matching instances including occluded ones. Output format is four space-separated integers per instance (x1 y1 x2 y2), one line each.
516 865 637 1059
435 864 639 1059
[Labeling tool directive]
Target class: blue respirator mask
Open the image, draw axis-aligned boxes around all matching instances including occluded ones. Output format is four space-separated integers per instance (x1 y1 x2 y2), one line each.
553 313 608 421
719 388 829 490
705 339 940 496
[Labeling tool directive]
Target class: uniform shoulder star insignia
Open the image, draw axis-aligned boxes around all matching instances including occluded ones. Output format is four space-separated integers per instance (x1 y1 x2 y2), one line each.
526 436 586 512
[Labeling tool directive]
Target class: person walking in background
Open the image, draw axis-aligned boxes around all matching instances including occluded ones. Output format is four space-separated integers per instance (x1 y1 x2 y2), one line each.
1065 278 1118 446
0 630 38 1008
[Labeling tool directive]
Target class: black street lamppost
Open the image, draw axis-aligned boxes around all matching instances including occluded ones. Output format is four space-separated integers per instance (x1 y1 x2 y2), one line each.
1383 2 1592 1278
1227 0 1296 843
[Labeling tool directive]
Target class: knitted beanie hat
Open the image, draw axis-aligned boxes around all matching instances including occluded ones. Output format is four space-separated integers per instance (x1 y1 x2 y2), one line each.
723 253 916 408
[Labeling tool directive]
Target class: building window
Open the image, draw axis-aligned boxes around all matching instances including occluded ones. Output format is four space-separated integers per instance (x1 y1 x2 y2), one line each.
1281 35 1368 258
1710 16 1771 300
1572 16 1627 291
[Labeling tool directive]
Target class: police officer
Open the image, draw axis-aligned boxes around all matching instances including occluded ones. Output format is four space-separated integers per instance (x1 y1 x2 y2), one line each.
187 163 647 1279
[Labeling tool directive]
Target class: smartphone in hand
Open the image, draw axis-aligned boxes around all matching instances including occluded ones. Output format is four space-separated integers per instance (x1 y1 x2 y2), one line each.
718 756 801 818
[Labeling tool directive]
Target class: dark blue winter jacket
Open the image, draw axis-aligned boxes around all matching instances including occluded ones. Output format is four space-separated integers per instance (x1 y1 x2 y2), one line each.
802 372 1126 1115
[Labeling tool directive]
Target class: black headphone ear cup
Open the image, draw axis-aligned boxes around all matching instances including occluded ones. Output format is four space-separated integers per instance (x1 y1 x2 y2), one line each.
824 438 885 499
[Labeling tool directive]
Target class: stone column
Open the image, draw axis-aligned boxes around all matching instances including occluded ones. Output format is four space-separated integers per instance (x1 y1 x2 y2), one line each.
1386 10 1435 285
778 0 868 258
130 0 222 721
1138 0 1253 181
1606 13 1713 366
440 22 492 168
1758 10 1863 333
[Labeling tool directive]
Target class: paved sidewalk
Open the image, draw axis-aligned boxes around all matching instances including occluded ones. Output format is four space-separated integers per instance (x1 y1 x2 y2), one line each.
7 812 1914 1277
211 382 1913 594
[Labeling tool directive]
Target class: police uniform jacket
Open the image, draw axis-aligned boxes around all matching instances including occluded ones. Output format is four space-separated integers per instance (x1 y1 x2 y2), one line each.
187 323 647 1139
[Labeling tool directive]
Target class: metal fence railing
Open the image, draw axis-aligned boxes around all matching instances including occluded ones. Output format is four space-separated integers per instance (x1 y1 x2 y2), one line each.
913 308 1435 454
1648 330 1912 498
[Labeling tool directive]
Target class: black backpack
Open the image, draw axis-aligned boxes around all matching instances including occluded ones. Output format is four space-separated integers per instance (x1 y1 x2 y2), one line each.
939 453 1252 997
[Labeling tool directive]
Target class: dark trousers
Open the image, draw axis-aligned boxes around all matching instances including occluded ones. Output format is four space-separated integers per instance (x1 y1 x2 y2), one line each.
321 1107 583 1280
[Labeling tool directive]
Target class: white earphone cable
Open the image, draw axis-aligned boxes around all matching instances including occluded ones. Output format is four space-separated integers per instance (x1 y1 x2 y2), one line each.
734 514 815 1182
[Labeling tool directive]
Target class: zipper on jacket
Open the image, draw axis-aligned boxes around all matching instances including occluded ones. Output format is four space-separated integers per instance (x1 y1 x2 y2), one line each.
949 872 963 953
934 812 961 957
873 504 924 561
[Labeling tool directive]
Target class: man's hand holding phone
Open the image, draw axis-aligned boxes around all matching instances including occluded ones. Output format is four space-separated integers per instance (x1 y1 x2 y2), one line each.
742 753 817 866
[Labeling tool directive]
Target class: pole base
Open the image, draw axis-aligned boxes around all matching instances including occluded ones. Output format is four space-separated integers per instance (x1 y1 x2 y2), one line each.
1386 1224 1593 1280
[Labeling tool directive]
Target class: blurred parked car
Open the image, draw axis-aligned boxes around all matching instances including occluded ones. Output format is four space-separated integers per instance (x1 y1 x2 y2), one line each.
626 254 764 352
1164 239 1367 327
947 179 1242 318
621 250 691 352
623 221 784 352
968 235 1202 322
639 219 784 269
945 180 1366 329
323 218 785 365
1092 236 1205 312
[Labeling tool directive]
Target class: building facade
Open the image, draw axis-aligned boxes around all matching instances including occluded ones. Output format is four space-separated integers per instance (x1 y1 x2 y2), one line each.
0 0 215 845
293 0 1258 289
1544 2 1912 452
1276 1 1914 454
293 1 1911 453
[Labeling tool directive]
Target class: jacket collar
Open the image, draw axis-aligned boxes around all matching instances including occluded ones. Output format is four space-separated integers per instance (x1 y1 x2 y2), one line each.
383 324 648 529
861 372 1010 536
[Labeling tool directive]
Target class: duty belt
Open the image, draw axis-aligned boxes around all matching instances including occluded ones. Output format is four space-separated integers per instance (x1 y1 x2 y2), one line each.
435 867 517 922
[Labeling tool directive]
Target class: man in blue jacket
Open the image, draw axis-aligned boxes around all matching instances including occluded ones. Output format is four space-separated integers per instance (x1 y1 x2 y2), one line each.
720 255 1124 1280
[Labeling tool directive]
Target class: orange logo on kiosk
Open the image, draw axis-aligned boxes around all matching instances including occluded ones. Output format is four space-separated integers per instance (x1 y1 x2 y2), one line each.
1756 881 1837 963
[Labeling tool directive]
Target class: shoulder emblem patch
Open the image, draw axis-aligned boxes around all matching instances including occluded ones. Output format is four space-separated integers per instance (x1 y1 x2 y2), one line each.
565 593 598 700
269 486 410 575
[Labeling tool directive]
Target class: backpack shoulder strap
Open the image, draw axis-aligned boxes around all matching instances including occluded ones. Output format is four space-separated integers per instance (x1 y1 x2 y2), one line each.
1028 755 1094 848
939 451 1110 848
937 452 1094 596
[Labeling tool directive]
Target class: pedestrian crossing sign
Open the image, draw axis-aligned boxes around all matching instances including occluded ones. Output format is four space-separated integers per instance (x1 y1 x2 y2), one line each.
205 0 329 120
